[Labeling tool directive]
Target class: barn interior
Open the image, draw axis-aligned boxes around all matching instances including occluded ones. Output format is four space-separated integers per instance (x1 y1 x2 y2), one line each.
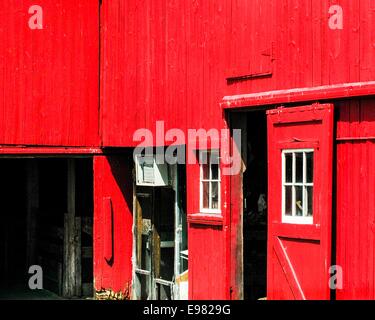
0 157 93 300
231 110 268 300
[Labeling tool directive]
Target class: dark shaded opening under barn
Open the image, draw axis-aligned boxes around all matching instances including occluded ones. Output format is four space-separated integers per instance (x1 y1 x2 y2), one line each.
0 157 94 300
243 111 268 300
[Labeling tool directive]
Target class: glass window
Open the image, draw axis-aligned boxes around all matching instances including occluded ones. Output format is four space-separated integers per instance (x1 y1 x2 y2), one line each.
282 150 314 224
200 150 221 213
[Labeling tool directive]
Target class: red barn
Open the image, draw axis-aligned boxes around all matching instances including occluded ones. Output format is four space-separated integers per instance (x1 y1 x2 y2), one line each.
0 0 374 300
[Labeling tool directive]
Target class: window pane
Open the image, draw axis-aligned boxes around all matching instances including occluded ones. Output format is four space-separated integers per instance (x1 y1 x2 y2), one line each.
211 151 220 164
202 182 209 209
211 182 219 209
285 186 293 216
295 186 303 216
200 151 209 165
285 153 293 183
202 163 209 180
307 186 313 217
211 164 219 180
295 153 303 183
306 152 313 183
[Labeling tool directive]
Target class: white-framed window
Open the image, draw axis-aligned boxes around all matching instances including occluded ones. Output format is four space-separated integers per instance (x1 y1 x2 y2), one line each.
200 150 221 214
282 149 314 224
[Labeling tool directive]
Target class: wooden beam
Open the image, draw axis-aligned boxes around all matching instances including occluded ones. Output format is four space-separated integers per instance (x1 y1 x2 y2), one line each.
221 81 375 109
273 237 306 300
0 147 103 155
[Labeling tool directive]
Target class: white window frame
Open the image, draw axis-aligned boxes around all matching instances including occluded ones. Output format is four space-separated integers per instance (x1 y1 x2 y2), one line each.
199 150 221 214
282 149 314 225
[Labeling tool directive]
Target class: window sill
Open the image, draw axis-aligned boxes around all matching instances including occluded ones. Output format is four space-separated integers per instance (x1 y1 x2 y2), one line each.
187 213 224 226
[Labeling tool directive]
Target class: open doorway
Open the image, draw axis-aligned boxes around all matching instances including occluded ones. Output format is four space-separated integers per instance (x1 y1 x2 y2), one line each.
0 157 94 300
132 161 188 300
242 111 268 300
231 110 268 300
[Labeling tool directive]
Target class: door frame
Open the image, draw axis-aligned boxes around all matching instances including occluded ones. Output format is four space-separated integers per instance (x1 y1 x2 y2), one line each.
131 163 188 300
227 103 335 300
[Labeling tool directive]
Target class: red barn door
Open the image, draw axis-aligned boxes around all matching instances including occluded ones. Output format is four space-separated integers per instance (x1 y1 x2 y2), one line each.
93 155 134 299
267 104 334 300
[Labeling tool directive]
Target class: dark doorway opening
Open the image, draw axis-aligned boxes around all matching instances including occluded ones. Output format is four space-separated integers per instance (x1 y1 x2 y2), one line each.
0 157 94 299
133 163 188 300
241 111 268 300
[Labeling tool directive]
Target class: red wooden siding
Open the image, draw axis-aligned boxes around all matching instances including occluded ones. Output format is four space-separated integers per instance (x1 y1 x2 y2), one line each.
93 155 133 298
99 1 375 300
101 0 375 147
0 1 99 146
227 0 274 80
1 0 375 301
336 98 375 300
185 146 229 300
227 0 375 95
100 0 234 147
188 225 226 300
100 0 189 147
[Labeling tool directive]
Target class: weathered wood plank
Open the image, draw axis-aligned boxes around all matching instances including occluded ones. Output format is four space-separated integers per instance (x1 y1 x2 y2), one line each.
63 159 77 298
75 217 82 297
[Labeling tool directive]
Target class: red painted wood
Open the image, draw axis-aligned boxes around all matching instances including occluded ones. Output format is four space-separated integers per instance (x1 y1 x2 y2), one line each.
0 1 99 146
90 1 375 300
98 1 375 300
187 214 224 226
185 144 228 300
273 237 305 300
0 147 102 155
93 155 133 297
227 0 274 80
360 0 375 82
1 0 375 300
103 197 113 263
336 98 375 300
222 81 375 109
188 224 226 300
267 103 334 300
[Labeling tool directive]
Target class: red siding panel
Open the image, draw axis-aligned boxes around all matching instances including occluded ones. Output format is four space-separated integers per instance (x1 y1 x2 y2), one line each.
336 99 375 300
99 1 375 300
360 0 375 81
101 0 231 147
0 1 99 146
188 224 226 300
101 0 375 145
93 155 133 298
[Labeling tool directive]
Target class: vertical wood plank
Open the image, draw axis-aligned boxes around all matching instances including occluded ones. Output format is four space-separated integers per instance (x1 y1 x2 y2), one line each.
63 159 77 298
75 217 82 297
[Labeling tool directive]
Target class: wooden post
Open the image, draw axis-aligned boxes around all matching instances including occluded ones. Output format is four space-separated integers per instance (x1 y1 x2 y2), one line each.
26 160 39 268
75 216 82 297
63 159 80 298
